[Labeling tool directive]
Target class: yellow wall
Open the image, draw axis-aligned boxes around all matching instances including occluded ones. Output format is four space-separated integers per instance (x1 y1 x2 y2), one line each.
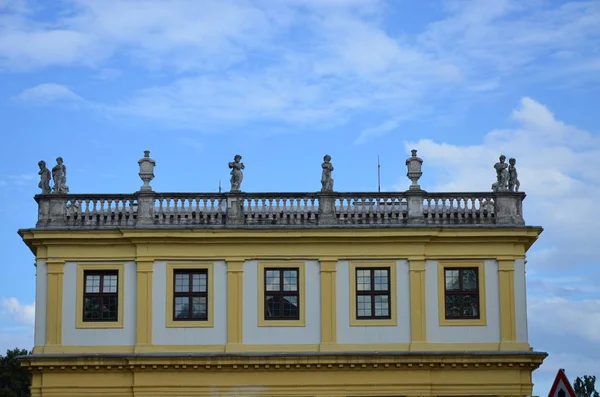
21 226 540 355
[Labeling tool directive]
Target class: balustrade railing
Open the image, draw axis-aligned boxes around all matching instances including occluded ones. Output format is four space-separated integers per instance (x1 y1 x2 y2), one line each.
34 190 525 228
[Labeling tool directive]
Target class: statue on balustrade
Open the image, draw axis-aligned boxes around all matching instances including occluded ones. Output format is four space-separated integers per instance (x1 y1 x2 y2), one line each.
321 154 334 192
229 154 245 192
37 160 51 194
492 154 509 192
508 157 520 192
52 156 69 194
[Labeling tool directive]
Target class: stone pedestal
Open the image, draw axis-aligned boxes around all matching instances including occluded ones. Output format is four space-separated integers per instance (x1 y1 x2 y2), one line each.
494 192 525 225
135 191 156 226
406 189 425 224
318 193 337 225
226 194 245 225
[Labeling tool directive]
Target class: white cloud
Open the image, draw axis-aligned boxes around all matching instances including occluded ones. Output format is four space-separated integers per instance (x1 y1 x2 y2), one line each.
2 1 598 138
1 297 35 327
16 83 84 104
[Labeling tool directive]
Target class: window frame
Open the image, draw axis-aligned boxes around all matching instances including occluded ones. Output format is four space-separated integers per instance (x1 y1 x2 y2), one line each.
258 262 305 327
355 267 392 320
82 270 119 322
75 263 125 329
263 267 300 321
349 261 398 327
172 269 209 322
437 261 487 326
166 262 214 328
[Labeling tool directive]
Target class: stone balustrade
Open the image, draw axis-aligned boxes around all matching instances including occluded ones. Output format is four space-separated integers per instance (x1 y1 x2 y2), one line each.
34 190 525 228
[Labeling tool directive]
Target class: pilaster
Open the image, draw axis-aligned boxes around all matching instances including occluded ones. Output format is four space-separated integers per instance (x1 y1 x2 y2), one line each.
226 259 245 351
45 260 65 346
498 259 517 349
409 259 427 349
319 259 337 350
135 260 154 350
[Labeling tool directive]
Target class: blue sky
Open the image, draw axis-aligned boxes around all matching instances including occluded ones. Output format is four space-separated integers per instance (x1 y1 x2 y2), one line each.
1 0 599 394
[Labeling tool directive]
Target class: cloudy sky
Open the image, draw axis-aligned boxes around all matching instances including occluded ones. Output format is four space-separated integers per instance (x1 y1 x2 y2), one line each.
1 0 599 393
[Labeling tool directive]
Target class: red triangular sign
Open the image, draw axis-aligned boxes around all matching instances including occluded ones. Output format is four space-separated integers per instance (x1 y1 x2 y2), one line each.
548 369 577 397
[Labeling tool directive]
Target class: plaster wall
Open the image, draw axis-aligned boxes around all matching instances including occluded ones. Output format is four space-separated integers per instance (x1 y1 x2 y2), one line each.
152 260 227 345
242 260 321 345
426 260 501 343
62 261 136 346
336 260 411 344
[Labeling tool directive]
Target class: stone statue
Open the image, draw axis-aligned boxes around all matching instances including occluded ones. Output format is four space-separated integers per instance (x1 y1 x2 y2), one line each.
228 154 245 192
321 154 334 192
37 160 51 194
492 155 509 192
508 157 520 192
52 156 69 194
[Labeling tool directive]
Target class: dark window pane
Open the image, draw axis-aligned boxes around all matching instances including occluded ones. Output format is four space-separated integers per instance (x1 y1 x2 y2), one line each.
462 269 478 290
283 296 298 318
175 296 189 319
265 296 280 317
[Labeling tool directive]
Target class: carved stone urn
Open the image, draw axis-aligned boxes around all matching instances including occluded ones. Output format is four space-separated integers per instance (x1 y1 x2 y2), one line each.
138 150 156 191
405 149 423 190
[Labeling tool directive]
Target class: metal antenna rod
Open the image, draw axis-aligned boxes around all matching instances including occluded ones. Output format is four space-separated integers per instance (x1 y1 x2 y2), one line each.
218 180 222 193
377 155 381 193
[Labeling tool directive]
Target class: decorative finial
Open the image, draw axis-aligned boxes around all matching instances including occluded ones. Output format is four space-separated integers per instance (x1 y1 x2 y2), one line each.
321 154 334 192
405 149 423 190
138 150 156 192
228 154 245 192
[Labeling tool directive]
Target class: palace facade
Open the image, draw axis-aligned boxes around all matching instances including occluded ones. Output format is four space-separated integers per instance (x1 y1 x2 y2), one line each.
18 151 545 396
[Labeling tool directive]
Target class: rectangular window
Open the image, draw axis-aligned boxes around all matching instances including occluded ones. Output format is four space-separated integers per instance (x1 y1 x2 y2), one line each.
83 270 119 322
173 270 208 321
444 267 480 320
355 268 391 319
264 268 299 320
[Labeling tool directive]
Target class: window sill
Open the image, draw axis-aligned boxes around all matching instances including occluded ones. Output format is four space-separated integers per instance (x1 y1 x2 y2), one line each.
166 319 214 328
258 319 305 327
76 320 124 329
438 317 487 326
349 318 397 327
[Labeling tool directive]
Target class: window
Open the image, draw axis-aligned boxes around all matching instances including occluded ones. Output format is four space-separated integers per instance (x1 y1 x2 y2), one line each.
173 270 208 321
349 261 397 326
83 271 119 322
444 268 479 320
257 262 305 327
166 262 214 328
355 268 391 319
437 261 487 326
76 264 125 329
264 268 299 320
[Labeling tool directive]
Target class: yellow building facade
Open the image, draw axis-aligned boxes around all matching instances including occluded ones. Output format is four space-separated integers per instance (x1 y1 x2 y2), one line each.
18 151 546 396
